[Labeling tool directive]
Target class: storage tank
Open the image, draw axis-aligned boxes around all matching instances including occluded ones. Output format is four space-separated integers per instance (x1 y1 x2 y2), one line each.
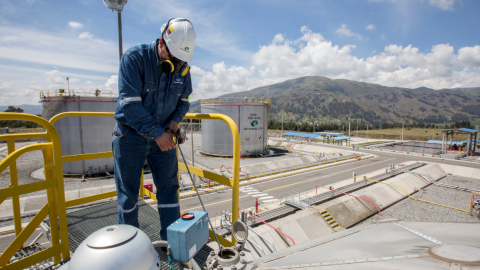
40 89 117 175
201 97 270 157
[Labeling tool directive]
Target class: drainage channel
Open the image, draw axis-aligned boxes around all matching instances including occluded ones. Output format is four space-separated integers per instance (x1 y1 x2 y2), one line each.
214 162 426 236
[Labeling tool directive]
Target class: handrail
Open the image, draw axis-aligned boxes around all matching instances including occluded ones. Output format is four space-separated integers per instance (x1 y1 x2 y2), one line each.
239 206 295 245
247 239 266 257
0 111 241 268
40 89 118 99
0 113 70 267
221 164 249 181
315 185 383 216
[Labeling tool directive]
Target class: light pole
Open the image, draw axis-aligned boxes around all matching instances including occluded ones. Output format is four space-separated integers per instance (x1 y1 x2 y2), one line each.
104 0 128 61
402 122 404 142
66 77 69 94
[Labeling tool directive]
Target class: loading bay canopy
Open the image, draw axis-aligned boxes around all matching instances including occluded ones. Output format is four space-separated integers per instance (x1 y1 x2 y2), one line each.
441 128 478 156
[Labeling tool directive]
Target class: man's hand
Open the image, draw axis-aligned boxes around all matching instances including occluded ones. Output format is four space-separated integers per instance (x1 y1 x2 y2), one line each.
155 133 176 151
168 121 179 133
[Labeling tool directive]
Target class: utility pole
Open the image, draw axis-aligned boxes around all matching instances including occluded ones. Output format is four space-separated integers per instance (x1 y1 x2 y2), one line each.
366 124 369 144
347 115 351 147
402 122 404 142
313 121 315 142
356 121 358 138
281 114 283 138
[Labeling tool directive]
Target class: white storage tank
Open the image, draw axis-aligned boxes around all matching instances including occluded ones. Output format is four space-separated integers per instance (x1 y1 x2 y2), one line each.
40 89 117 175
200 97 270 157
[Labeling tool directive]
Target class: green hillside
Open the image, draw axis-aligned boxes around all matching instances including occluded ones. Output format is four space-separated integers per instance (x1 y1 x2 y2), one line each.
190 76 480 125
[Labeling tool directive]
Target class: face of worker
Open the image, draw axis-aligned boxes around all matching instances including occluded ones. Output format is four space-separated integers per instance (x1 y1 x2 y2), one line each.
158 39 172 61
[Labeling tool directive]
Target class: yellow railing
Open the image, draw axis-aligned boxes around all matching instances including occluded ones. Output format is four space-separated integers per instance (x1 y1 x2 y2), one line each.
0 113 70 269
40 89 118 99
201 97 271 105
0 111 240 269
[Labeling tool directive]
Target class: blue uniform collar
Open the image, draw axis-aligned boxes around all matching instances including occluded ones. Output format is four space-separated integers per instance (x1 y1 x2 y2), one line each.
152 39 161 65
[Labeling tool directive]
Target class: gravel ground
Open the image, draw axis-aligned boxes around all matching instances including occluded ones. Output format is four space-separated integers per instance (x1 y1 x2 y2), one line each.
359 175 480 225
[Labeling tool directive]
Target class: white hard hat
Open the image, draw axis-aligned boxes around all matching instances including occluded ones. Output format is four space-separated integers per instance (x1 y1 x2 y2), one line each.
161 18 196 62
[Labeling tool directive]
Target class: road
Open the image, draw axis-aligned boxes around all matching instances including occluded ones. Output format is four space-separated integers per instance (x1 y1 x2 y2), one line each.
179 144 480 218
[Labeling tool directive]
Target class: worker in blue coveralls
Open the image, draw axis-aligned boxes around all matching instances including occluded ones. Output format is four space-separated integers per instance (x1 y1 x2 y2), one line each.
112 18 196 240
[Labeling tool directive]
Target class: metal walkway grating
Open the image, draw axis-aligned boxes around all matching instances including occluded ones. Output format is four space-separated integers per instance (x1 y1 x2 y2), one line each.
45 199 212 270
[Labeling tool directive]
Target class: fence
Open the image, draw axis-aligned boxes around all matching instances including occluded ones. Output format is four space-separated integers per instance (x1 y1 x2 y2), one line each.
0 111 241 269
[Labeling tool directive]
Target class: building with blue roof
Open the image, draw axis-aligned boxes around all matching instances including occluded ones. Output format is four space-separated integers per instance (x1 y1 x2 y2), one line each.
441 128 478 156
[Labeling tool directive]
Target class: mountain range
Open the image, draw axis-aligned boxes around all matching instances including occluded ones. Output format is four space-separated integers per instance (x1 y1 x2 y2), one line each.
190 76 480 124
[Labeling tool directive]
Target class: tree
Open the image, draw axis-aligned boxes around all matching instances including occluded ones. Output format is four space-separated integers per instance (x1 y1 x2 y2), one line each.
4 106 24 113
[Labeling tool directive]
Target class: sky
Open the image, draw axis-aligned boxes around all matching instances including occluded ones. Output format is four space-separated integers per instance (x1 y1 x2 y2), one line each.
1 0 480 106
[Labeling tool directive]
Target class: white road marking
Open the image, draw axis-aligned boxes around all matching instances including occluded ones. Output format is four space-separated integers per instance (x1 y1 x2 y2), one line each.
259 196 274 200
251 193 268 197
247 192 262 195
262 199 279 203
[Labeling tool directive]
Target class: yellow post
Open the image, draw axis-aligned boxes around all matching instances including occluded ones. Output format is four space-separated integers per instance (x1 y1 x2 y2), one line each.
140 169 145 199
7 139 22 240
42 145 61 263
46 117 71 261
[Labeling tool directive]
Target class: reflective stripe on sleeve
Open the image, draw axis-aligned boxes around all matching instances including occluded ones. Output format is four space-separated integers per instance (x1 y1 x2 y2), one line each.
180 98 189 102
120 97 142 106
157 203 179 208
118 203 138 213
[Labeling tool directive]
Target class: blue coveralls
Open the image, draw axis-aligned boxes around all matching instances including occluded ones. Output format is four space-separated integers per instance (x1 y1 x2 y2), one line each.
112 39 192 240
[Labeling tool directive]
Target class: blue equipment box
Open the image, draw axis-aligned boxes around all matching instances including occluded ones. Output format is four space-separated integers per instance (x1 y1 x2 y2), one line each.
167 210 209 262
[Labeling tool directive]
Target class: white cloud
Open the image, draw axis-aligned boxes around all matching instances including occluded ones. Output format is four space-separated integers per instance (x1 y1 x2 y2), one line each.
82 75 118 91
191 27 480 101
428 0 455 10
0 25 117 73
133 0 253 63
79 32 111 45
380 34 386 39
104 75 118 90
335 24 364 40
0 78 43 106
44 70 65 89
190 63 262 101
68 21 83 29
365 24 376 31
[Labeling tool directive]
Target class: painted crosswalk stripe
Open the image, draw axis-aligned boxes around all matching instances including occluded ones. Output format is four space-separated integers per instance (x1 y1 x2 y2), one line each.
251 193 268 197
259 196 274 200
262 199 278 203
247 192 262 195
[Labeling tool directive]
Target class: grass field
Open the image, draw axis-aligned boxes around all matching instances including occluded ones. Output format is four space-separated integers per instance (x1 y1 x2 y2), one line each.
269 128 472 142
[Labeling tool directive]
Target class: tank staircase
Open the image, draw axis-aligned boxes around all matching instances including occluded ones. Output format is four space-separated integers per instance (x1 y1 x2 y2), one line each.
41 94 64 120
